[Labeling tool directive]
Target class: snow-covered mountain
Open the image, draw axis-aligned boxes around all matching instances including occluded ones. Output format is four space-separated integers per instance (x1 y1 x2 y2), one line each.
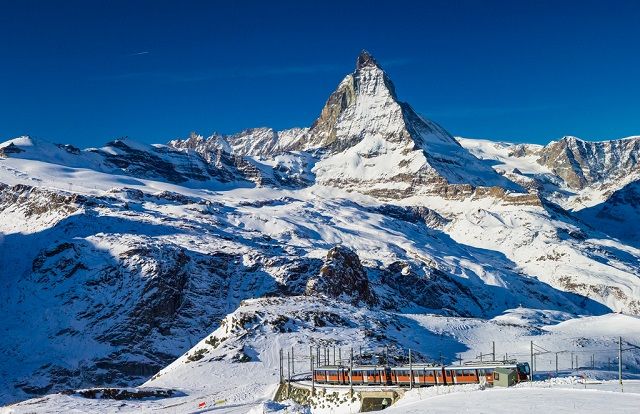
1 51 639 409
459 135 640 209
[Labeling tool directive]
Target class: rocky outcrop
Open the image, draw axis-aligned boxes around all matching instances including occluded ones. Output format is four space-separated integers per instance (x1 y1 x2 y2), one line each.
536 136 640 190
577 180 640 245
306 246 376 305
373 204 450 229
0 142 25 157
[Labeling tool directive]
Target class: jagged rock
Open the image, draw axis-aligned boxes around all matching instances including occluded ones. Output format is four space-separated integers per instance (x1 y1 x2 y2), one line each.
305 246 376 305
373 204 449 228
537 136 640 190
0 142 25 156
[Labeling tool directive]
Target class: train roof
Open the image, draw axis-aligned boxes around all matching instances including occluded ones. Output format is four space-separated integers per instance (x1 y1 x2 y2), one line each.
315 365 348 370
444 363 518 370
390 364 443 370
350 365 388 370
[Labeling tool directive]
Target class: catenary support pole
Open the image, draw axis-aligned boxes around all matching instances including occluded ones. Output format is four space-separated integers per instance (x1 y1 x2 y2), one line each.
287 351 291 398
409 349 413 390
311 353 315 396
492 341 495 362
310 346 313 373
571 352 574 370
350 348 354 396
279 348 283 384
619 336 623 391
555 352 558 376
530 341 534 381
292 346 295 374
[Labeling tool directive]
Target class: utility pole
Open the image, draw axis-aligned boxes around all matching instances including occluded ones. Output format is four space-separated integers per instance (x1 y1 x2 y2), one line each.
409 349 413 390
555 352 558 376
339 348 342 365
530 341 534 381
492 341 495 362
619 336 623 391
310 346 313 372
359 345 362 363
333 346 336 365
576 354 578 370
292 347 295 374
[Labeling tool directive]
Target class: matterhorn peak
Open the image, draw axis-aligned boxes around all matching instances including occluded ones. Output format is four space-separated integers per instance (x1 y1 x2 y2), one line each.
355 49 379 70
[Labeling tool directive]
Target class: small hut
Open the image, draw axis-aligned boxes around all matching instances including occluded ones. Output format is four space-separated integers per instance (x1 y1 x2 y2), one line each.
493 366 518 387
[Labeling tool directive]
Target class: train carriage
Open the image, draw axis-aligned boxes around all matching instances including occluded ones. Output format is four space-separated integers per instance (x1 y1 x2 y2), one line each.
390 365 444 386
350 365 391 385
444 362 531 385
313 365 349 385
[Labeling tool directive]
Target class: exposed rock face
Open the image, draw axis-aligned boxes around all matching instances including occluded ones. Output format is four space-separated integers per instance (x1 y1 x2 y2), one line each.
372 204 450 229
0 142 25 157
536 136 640 190
306 246 376 305
577 180 640 245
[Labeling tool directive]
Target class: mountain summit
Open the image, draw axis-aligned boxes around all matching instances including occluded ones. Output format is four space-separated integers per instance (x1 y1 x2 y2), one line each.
304 51 520 197
355 49 379 70
170 51 520 198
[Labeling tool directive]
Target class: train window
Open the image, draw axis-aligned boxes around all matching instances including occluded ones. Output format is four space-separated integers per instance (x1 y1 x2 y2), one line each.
455 370 463 376
494 372 500 380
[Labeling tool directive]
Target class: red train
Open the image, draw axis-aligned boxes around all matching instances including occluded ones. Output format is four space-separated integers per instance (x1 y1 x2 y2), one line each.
312 362 530 386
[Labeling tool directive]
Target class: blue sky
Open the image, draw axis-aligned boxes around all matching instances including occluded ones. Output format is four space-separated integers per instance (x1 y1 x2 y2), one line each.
1 0 639 147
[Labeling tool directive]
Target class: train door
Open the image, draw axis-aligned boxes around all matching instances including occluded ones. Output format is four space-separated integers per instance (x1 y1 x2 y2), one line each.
444 369 454 384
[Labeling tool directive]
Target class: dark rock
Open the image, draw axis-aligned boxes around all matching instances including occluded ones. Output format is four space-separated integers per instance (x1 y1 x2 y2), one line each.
305 246 376 305
0 142 25 156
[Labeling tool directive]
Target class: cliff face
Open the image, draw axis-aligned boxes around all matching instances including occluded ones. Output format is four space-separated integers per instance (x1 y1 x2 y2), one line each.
305 245 377 306
537 136 640 190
